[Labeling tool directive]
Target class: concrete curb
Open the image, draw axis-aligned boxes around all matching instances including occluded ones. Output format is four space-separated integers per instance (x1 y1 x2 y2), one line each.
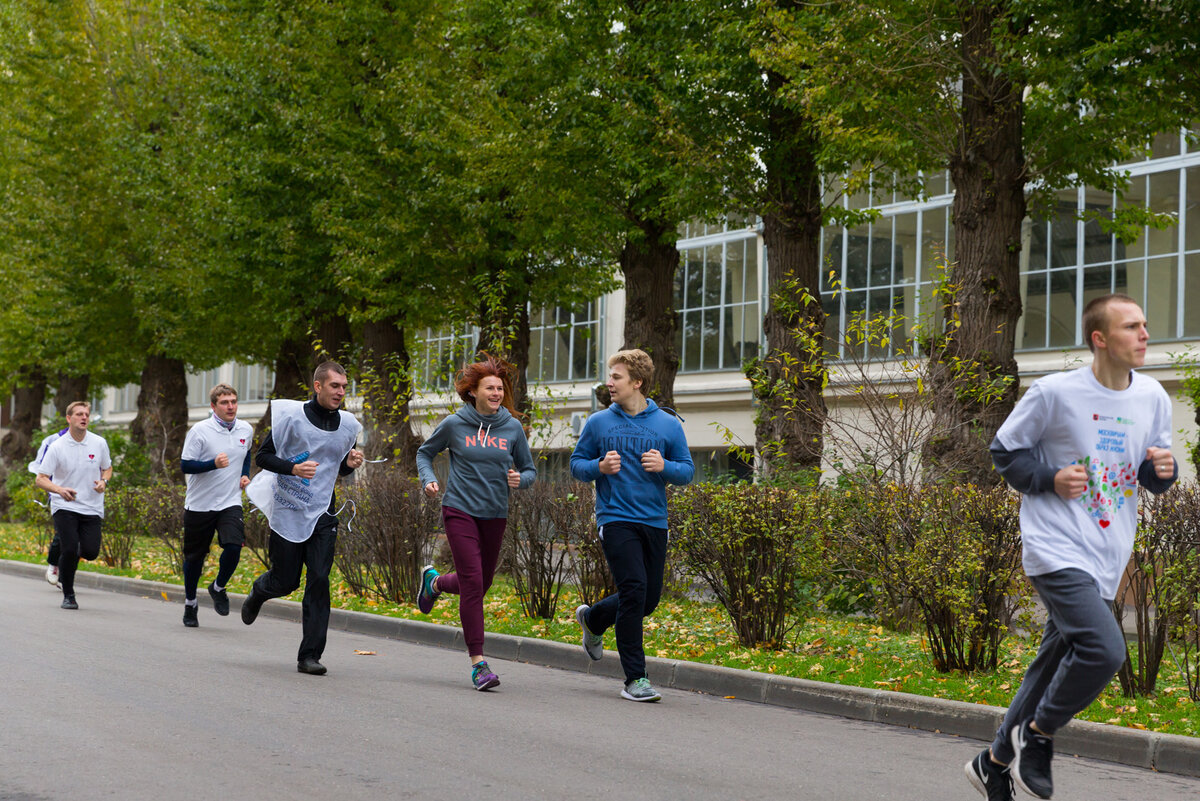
8 557 1199 778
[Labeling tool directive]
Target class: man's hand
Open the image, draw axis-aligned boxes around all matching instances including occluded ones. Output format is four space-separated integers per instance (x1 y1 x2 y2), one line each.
214 452 230 469
292 460 319 480
346 448 365 470
424 481 440 498
1147 446 1176 479
640 448 665 473
1054 464 1089 500
239 475 251 490
58 486 78 502
599 450 621 475
507 468 521 488
93 478 107 494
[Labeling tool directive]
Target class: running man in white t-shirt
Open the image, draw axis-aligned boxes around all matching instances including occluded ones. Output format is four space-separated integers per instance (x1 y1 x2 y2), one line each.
178 383 254 627
34 401 112 610
965 294 1177 801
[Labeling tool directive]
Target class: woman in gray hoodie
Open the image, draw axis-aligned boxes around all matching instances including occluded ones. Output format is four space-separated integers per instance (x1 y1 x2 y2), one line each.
415 357 536 690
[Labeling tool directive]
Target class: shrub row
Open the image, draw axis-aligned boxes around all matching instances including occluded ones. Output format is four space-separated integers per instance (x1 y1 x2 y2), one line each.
28 471 1200 693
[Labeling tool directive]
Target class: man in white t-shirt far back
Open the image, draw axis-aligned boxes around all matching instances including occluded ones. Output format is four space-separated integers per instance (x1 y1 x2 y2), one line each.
34 401 112 610
178 383 254 628
30 426 69 587
965 294 1178 801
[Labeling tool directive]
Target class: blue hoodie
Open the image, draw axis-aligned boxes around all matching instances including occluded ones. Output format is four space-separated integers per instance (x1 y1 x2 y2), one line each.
570 398 694 528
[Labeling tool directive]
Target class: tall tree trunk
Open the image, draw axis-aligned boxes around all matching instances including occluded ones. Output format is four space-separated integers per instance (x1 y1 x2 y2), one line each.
1 367 47 467
130 355 188 483
362 317 422 471
314 313 353 366
54 373 91 418
253 335 313 452
620 217 681 410
925 4 1025 485
751 65 826 476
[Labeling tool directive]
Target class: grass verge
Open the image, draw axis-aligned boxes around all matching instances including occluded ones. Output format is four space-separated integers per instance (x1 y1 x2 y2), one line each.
3 521 1196 736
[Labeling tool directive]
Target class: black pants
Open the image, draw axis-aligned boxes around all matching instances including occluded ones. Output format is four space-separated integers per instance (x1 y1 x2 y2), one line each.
53 510 102 597
182 506 245 600
251 514 338 662
586 521 668 684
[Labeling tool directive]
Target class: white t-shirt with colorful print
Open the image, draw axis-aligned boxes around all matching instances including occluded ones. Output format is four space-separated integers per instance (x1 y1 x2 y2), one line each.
994 365 1173 599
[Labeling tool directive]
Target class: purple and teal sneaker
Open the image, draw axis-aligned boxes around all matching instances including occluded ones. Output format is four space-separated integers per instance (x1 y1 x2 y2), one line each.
471 661 500 691
417 565 441 614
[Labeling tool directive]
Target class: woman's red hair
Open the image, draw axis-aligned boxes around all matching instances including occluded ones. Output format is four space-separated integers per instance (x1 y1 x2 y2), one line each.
456 356 520 417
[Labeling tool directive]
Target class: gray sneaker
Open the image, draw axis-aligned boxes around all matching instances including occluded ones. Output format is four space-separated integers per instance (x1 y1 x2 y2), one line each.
575 604 603 661
621 677 661 702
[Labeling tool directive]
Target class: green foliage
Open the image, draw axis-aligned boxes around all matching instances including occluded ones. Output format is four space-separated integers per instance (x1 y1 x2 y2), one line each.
1141 483 1200 702
830 483 1028 673
1168 347 1200 475
335 469 442 604
102 483 187 571
670 482 829 648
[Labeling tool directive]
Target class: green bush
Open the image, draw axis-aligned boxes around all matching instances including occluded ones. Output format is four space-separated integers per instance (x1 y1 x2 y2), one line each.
836 483 1027 672
102 483 186 571
335 468 442 603
1146 482 1200 701
670 482 829 648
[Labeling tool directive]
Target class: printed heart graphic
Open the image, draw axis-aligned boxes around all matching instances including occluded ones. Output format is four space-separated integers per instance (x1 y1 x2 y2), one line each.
240 439 246 444
1099 519 1110 528
88 454 95 459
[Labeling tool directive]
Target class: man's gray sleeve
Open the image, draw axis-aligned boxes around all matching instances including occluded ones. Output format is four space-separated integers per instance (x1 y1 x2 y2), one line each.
990 436 1059 494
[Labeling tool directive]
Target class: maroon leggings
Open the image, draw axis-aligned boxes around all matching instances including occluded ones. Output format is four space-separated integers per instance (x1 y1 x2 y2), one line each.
436 506 507 657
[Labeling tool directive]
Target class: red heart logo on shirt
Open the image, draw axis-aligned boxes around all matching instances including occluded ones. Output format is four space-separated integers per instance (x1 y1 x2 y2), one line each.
88 454 95 460
1099 519 1110 528
240 439 246 444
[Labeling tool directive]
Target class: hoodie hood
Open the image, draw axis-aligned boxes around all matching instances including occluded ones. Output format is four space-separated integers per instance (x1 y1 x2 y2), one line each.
609 397 660 421
455 402 514 428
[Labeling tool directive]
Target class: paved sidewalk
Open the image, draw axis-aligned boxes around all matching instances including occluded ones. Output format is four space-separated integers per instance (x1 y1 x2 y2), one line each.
6 557 1198 779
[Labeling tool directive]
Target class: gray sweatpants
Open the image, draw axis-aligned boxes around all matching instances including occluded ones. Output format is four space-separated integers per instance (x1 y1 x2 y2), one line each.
990 567 1127 763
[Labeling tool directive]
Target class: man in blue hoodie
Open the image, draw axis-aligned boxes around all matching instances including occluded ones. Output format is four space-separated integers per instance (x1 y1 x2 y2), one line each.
571 348 694 701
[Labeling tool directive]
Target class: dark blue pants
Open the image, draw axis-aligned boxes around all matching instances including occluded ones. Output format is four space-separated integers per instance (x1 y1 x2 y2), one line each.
990 567 1127 762
585 521 668 684
251 514 338 662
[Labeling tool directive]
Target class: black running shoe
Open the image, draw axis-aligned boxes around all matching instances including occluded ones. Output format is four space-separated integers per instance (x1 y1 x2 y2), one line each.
1010 719 1053 799
208 582 230 616
183 604 199 627
965 749 1013 801
61 595 78 610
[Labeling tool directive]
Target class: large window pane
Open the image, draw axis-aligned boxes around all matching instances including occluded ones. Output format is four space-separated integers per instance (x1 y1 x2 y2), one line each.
684 250 703 307
1047 268 1077 347
921 207 949 277
1145 257 1178 340
682 311 702 371
704 244 723 307
1020 271 1049 350
1185 252 1200 337
1186 167 1200 252
1147 171 1180 257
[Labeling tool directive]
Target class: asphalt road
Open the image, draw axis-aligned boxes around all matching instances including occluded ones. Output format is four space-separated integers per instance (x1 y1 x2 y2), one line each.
3 572 1199 801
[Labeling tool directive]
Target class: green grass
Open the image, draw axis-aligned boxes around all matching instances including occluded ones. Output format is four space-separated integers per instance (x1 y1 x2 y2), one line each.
4 521 1197 737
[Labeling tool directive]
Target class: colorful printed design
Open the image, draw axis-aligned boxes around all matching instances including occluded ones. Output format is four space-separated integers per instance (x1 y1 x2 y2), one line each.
1077 455 1136 529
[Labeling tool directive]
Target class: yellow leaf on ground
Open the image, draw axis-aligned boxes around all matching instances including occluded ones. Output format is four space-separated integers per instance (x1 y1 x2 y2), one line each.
353 650 377 656
161 591 169 602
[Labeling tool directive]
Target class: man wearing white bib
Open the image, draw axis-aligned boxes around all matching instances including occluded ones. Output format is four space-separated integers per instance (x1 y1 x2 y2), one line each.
241 361 364 675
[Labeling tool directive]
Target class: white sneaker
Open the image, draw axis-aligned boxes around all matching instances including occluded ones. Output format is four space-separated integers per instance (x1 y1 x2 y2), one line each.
46 565 60 588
